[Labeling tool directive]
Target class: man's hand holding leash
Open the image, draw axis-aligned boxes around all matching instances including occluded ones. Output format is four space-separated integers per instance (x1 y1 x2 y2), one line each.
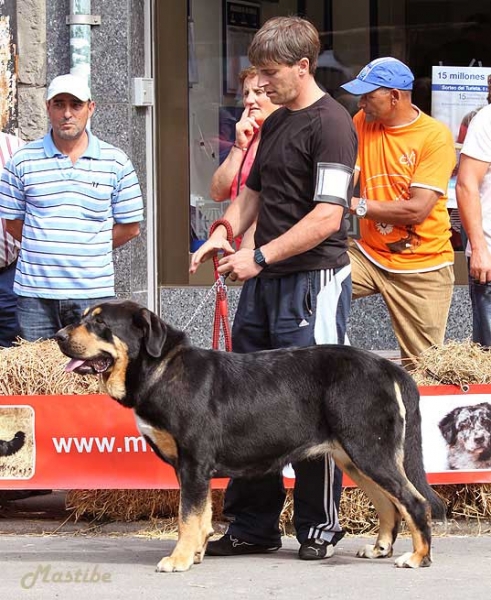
190 232 262 282
190 186 261 280
217 247 262 281
189 225 235 274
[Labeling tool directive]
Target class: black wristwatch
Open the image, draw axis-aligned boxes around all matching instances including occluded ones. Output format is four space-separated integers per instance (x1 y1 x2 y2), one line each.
253 247 268 268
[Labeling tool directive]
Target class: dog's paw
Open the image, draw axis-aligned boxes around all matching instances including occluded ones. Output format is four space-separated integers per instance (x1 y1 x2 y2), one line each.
356 543 393 559
394 552 431 568
156 555 193 573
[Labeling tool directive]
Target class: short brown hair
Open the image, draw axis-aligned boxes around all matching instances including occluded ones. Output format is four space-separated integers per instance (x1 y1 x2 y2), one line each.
248 16 321 75
238 66 258 86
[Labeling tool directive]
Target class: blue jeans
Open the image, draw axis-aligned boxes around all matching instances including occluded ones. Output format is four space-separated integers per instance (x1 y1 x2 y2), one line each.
469 276 491 346
0 261 20 347
17 296 115 342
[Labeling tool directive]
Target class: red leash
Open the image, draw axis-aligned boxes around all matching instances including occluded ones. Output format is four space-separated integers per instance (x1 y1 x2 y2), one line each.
209 219 234 352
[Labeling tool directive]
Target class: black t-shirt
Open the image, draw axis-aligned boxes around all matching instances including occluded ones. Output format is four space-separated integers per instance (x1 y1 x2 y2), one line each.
247 93 357 276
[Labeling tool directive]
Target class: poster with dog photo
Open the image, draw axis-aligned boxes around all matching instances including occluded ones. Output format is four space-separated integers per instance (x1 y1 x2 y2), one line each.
420 388 491 479
0 405 35 480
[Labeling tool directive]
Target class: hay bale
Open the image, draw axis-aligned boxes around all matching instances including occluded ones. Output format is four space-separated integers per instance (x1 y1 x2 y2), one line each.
435 484 491 521
411 339 491 387
66 488 227 524
66 485 491 538
66 489 181 522
0 339 99 396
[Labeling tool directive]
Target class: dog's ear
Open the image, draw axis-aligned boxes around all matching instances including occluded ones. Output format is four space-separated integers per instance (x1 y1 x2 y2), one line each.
438 408 459 445
484 403 491 419
135 308 167 358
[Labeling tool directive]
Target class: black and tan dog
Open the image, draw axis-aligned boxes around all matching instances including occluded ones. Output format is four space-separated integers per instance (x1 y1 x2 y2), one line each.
56 300 445 573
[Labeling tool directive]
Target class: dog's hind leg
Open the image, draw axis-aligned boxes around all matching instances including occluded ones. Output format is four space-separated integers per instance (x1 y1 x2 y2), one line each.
156 470 213 573
335 445 432 568
389 484 432 569
332 448 400 560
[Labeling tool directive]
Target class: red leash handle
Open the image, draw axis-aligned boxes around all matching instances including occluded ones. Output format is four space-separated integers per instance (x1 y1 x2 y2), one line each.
209 219 234 352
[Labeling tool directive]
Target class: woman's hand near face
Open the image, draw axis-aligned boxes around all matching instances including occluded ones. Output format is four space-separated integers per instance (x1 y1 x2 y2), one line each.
235 106 260 149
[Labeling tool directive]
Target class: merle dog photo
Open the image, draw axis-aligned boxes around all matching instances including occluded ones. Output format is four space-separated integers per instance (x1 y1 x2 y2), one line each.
438 402 491 470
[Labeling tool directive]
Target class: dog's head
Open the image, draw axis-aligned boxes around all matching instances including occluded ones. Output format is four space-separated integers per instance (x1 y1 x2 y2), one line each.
438 402 491 455
55 300 171 402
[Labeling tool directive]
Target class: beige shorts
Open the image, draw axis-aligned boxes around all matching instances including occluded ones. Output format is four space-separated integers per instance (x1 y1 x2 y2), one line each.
349 243 455 368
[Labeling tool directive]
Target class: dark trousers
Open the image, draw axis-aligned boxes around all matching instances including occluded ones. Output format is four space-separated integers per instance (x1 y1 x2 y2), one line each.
224 267 351 546
0 261 19 347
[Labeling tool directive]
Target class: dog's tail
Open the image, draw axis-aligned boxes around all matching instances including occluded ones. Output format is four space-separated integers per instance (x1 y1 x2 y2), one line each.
400 376 447 521
0 431 26 457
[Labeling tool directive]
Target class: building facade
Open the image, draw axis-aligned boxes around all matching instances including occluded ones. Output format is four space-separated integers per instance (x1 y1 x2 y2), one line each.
3 0 489 350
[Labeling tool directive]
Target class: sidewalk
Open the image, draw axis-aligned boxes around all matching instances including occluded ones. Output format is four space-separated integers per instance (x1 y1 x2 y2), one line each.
1 491 491 599
1 529 490 599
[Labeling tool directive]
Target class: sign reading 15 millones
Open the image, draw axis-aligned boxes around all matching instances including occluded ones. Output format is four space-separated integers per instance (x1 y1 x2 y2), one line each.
431 66 491 140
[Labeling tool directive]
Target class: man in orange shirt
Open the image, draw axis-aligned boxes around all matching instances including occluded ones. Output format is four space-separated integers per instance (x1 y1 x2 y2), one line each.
341 57 456 368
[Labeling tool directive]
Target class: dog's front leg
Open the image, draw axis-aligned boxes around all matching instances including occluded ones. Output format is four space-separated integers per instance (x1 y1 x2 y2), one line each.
156 469 213 573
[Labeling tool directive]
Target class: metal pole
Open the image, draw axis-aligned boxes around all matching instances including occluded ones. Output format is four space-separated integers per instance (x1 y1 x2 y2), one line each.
69 0 92 88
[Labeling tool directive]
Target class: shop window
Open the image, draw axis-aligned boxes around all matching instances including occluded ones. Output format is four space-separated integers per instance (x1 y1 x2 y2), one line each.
177 0 488 284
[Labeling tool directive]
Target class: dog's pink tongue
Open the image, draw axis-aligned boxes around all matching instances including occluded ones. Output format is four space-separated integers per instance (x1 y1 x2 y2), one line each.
65 359 85 372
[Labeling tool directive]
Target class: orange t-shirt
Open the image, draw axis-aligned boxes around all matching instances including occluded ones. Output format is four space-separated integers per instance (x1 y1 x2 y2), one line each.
353 108 455 272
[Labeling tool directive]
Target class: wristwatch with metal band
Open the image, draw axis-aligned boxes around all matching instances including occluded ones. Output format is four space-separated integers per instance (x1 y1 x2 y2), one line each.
253 247 268 268
355 197 368 218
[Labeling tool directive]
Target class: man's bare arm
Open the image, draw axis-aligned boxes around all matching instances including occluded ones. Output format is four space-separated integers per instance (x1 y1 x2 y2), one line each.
5 219 24 242
113 222 140 249
456 153 491 282
259 202 344 265
351 186 441 225
216 202 345 282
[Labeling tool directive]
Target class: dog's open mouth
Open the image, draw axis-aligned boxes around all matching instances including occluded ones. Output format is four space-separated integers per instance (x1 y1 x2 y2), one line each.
65 355 113 375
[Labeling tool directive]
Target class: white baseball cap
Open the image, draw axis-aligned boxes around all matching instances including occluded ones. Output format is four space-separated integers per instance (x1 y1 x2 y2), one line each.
46 74 91 102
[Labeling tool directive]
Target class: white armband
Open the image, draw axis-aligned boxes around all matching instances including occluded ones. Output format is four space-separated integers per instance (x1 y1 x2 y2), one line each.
314 162 353 207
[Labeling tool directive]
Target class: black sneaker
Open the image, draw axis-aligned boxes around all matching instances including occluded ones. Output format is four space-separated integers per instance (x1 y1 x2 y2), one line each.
206 534 281 556
298 532 345 561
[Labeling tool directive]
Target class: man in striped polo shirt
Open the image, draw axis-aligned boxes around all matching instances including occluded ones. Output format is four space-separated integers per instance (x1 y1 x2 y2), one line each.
0 74 144 341
0 131 24 346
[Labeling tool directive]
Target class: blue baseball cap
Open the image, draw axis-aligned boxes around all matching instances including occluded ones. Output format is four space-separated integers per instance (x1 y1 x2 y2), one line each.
341 57 414 95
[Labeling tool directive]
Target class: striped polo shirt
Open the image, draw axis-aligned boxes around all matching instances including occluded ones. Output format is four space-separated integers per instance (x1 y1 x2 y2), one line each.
0 132 24 269
0 130 144 298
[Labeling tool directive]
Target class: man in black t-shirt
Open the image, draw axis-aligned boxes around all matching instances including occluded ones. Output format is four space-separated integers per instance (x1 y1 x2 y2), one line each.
190 16 357 561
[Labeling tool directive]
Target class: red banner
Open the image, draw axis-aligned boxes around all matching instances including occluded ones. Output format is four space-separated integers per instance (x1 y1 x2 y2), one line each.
0 394 194 490
0 387 490 489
